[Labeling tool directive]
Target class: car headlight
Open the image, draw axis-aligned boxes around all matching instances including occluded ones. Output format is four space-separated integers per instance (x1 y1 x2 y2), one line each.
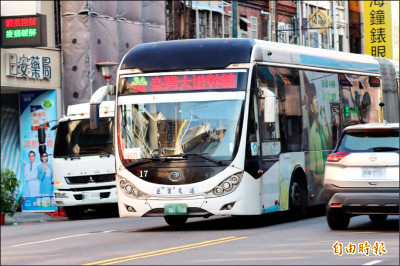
205 172 243 197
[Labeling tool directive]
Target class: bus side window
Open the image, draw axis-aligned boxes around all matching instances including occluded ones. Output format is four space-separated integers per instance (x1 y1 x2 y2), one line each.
256 65 281 156
276 67 302 152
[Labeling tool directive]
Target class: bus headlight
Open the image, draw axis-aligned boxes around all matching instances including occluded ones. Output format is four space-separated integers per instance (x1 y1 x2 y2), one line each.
119 177 148 199
124 184 133 193
205 172 243 197
214 186 223 195
230 175 240 185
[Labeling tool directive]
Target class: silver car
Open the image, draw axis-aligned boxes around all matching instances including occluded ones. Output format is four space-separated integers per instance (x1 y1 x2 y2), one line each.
324 122 399 230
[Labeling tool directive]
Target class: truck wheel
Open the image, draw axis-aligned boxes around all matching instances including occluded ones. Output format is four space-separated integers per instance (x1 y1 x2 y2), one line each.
64 206 84 220
326 208 350 230
164 215 188 226
289 177 307 220
369 214 387 223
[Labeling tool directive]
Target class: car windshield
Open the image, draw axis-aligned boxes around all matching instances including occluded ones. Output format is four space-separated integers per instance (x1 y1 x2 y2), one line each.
117 92 245 165
54 118 114 157
337 129 399 152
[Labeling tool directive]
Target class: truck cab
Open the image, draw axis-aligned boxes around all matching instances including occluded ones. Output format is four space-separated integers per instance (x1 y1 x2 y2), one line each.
52 101 117 219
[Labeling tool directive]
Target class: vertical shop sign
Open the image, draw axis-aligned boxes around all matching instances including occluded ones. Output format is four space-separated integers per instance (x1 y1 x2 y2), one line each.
364 1 393 59
19 91 57 212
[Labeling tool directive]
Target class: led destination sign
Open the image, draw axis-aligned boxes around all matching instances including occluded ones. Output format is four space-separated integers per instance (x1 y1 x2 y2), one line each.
126 72 239 93
1 14 47 48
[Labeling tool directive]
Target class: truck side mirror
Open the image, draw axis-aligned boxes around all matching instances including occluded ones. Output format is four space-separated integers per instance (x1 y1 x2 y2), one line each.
259 87 276 123
90 103 100 130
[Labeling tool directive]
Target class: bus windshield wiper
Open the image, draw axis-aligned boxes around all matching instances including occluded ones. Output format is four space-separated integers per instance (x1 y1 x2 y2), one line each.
177 153 226 166
125 158 163 168
125 156 186 168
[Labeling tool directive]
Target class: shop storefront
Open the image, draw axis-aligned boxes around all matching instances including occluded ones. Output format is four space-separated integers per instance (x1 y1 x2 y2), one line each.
1 47 62 211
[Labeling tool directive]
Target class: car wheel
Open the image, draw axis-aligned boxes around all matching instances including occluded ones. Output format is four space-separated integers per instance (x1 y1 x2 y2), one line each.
64 206 84 220
326 208 350 230
369 214 388 223
289 178 307 221
164 215 188 226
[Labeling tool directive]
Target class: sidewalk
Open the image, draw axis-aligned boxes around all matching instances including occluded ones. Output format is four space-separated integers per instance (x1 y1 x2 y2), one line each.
3 209 68 226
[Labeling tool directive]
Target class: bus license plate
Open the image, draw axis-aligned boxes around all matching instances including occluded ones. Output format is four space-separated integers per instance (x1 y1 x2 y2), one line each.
362 168 386 178
164 204 188 215
82 192 100 200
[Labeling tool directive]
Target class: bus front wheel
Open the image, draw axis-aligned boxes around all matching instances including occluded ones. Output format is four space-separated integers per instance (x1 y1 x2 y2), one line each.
164 215 188 226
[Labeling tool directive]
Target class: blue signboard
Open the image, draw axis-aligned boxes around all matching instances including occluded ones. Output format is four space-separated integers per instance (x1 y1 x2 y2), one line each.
19 90 57 212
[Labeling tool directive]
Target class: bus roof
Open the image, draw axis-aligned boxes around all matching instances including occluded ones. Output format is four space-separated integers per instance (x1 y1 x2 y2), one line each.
254 40 380 74
120 38 255 72
120 38 380 74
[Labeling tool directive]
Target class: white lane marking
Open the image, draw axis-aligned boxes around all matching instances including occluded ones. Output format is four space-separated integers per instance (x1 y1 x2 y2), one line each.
363 260 383 265
11 230 116 247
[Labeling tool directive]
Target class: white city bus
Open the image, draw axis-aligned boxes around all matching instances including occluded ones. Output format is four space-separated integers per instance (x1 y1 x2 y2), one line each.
90 39 384 225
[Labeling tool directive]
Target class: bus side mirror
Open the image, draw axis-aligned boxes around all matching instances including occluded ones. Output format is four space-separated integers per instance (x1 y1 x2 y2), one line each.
38 124 46 155
90 103 100 129
90 85 114 130
259 87 276 123
38 124 46 144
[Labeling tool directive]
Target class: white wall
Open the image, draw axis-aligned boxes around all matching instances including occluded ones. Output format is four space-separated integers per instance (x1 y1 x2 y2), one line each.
1 1 40 16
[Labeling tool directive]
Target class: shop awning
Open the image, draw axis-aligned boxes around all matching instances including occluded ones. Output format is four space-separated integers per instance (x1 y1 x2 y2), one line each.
239 16 252 24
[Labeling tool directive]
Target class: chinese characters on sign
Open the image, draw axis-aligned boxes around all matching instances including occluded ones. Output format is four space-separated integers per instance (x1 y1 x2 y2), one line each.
364 1 393 59
1 14 47 48
6 53 51 80
333 241 387 256
308 9 332 34
127 72 238 93
5 17 37 38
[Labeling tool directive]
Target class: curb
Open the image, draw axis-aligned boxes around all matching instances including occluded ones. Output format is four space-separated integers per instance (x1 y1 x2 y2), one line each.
3 211 68 226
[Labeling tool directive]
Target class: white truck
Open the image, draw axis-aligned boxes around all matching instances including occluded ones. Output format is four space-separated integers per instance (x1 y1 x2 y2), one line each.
52 101 117 220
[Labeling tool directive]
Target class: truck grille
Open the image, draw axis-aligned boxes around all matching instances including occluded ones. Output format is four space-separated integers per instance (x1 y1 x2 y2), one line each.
65 174 115 184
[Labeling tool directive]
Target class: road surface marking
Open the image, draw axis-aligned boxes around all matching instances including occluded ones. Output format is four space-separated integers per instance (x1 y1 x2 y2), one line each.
11 230 116 247
363 260 383 265
84 236 248 265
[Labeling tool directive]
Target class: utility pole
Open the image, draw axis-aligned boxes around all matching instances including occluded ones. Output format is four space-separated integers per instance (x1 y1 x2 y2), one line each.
196 1 199 38
232 0 238 38
298 0 303 46
269 0 276 42
332 0 338 50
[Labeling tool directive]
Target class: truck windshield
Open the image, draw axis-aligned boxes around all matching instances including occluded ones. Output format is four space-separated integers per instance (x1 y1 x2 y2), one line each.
54 118 114 157
117 92 245 165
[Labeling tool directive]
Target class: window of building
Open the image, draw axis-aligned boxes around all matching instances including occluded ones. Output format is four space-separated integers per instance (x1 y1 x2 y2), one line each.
251 16 258 39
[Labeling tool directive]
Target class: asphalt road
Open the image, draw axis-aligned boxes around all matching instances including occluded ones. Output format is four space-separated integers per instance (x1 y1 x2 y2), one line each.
1 209 398 265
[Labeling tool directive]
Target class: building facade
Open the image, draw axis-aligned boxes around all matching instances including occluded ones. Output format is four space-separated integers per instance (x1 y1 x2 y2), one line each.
1 1 62 186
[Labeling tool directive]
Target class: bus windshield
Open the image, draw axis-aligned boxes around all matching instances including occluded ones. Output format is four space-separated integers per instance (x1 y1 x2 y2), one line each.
54 118 114 157
117 91 245 165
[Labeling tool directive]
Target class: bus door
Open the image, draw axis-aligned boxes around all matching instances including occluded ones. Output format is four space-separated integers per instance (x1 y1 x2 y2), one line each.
254 65 282 212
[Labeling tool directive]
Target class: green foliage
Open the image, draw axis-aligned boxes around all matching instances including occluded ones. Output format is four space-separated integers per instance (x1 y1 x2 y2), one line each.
1 168 20 216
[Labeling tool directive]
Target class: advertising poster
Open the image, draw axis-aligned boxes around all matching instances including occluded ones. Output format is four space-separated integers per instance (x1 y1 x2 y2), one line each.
303 71 339 202
19 90 58 212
